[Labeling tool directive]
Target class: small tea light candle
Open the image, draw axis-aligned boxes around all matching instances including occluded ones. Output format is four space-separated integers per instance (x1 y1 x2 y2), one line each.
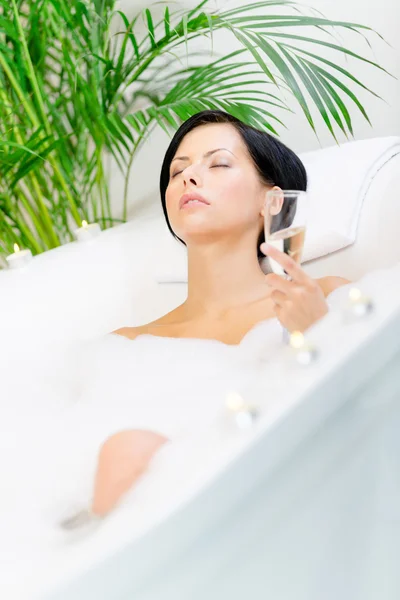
6 243 33 269
74 220 101 242
289 331 318 366
225 391 259 429
346 287 374 318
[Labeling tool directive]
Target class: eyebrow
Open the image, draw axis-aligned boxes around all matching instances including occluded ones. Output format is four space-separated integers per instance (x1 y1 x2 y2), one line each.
171 147 236 163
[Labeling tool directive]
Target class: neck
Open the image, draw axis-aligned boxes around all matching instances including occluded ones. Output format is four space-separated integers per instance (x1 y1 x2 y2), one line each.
184 236 269 318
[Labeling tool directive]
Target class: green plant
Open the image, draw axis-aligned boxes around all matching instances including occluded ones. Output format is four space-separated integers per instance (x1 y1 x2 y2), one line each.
0 0 389 259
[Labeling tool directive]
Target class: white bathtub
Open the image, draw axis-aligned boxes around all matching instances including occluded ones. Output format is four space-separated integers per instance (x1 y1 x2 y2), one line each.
1 137 400 600
22 275 398 600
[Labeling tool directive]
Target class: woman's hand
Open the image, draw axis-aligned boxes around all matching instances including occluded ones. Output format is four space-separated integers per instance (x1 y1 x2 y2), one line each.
261 243 329 333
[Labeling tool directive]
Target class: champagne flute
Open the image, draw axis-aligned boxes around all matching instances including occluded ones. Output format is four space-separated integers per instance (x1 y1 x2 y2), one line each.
264 189 308 341
264 189 308 276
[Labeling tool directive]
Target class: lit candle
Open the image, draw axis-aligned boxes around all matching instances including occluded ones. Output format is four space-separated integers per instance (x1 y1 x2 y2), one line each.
6 243 33 269
74 220 101 242
346 287 373 318
225 391 259 429
289 331 318 366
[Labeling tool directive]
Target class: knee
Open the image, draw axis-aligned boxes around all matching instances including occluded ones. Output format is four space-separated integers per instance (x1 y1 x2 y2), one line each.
99 429 168 466
92 429 168 516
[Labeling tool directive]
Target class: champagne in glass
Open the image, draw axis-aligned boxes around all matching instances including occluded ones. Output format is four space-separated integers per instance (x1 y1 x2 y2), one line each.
264 190 308 277
264 189 308 343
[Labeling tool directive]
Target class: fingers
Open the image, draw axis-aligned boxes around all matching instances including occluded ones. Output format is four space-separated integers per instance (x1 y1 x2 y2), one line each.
260 243 309 286
266 273 295 295
270 290 286 307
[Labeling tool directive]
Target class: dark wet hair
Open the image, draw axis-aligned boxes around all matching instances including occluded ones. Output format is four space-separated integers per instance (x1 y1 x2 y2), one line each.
159 110 307 257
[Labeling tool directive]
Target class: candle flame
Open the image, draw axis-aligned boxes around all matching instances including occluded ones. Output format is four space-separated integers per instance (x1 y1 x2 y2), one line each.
14 243 20 253
225 391 245 412
290 331 305 349
81 220 88 228
349 287 362 302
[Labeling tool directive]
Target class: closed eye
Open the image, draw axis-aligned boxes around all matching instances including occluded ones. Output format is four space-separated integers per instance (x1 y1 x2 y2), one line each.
171 164 229 178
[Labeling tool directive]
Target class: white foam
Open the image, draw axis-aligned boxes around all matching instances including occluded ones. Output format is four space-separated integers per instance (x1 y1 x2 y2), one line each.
0 319 283 600
3 260 400 600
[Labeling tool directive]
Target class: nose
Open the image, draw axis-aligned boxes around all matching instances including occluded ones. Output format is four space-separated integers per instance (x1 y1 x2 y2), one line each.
182 163 203 187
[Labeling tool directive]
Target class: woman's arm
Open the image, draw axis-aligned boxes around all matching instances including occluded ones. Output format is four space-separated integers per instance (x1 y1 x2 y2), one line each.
316 276 351 298
112 326 143 340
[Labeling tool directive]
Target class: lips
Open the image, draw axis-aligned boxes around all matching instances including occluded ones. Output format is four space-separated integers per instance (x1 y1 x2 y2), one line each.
179 192 210 209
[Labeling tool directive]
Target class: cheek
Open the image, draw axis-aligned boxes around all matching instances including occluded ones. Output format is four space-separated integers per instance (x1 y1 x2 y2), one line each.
219 172 261 220
165 185 176 218
165 184 183 236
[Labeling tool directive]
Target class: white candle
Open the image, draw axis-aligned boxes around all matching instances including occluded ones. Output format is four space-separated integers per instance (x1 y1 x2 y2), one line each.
347 287 373 318
74 220 101 242
289 331 318 366
6 243 33 269
225 391 259 429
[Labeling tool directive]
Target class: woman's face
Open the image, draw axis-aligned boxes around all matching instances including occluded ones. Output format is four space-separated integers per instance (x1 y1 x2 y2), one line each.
165 123 270 248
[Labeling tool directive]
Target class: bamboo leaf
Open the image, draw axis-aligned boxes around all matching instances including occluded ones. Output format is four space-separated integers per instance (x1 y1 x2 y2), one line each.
277 45 335 139
222 1 303 18
115 11 140 62
145 8 157 50
187 0 210 20
314 71 354 135
10 139 60 187
0 15 19 42
164 6 170 38
281 44 382 99
314 66 372 124
298 58 347 137
264 32 392 76
228 27 277 84
227 14 377 35
249 33 316 131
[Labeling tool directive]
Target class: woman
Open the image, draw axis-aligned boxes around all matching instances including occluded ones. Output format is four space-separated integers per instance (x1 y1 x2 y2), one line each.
88 110 350 519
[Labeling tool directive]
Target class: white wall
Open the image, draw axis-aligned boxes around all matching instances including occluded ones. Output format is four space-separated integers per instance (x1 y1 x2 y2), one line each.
278 0 400 151
111 0 400 217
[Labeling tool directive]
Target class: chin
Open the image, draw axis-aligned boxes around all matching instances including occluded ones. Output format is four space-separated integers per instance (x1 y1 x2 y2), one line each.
176 226 223 247
172 214 218 241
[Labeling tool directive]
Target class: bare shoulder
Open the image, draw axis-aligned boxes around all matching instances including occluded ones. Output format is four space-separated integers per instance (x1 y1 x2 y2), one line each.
112 325 149 341
112 318 166 340
112 305 184 341
316 276 351 297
